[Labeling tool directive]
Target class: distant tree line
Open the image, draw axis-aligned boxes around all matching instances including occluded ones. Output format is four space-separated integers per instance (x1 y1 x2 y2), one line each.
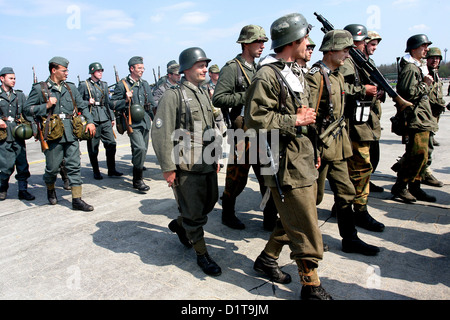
378 61 450 80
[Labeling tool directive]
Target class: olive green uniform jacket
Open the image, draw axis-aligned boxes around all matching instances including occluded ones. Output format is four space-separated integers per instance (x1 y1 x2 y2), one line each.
397 57 438 133
428 66 446 122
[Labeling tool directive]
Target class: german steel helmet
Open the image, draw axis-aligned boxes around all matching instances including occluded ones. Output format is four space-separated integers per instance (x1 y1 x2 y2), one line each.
179 47 211 73
344 24 369 42
237 25 268 44
405 34 432 52
13 124 33 140
319 29 356 52
366 31 382 43
89 62 103 74
130 104 145 122
270 13 310 50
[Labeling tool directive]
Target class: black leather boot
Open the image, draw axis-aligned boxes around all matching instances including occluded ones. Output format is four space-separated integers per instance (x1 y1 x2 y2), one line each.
59 163 71 190
197 253 222 276
133 167 150 192
89 154 103 180
221 194 245 229
253 251 292 284
408 181 436 202
354 209 385 232
106 146 123 177
72 198 94 211
262 194 278 231
47 188 57 205
18 181 35 201
168 219 192 248
0 180 8 201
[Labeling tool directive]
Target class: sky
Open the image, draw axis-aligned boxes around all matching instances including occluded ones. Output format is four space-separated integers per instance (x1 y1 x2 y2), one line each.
1 0 449 91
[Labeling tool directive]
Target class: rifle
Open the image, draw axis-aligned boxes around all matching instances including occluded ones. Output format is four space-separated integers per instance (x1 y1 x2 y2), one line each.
314 12 413 112
32 67 49 152
121 79 133 135
114 65 120 84
153 68 157 85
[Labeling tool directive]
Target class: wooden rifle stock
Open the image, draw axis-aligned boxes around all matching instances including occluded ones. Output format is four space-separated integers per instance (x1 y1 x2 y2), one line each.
36 122 49 152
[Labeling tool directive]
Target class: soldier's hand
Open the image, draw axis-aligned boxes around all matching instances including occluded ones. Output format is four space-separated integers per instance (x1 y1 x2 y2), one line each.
315 156 321 170
163 171 176 188
365 84 377 97
47 97 57 108
89 98 95 105
126 91 133 101
423 75 434 86
296 107 316 126
85 123 96 137
0 119 6 129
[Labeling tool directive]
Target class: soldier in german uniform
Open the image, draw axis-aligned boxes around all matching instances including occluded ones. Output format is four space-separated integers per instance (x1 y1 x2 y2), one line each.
78 62 123 180
340 24 385 233
245 13 332 300
25 57 96 211
152 47 222 277
110 56 156 192
152 61 181 109
306 30 380 256
0 67 35 201
391 35 438 203
212 24 278 231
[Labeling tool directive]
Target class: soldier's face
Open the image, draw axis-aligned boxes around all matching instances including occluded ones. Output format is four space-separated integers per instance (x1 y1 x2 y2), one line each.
53 66 68 82
0 74 15 88
131 64 145 79
411 44 430 60
93 70 103 80
294 36 308 61
366 40 379 56
427 56 441 69
184 61 208 86
354 40 365 52
247 40 266 58
330 48 350 68
209 72 219 82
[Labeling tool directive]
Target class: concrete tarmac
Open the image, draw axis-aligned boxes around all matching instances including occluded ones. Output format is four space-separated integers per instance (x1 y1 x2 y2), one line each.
0 88 449 302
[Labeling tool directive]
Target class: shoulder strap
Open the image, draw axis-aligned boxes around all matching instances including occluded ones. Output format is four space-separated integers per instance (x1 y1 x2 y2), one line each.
64 83 79 115
234 58 252 86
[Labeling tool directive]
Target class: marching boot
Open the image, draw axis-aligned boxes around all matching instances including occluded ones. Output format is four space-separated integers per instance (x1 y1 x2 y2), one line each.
194 238 221 276
59 163 71 190
0 180 8 201
262 195 278 231
132 167 150 192
337 206 380 256
168 219 192 248
46 184 57 205
18 181 35 201
298 260 332 300
370 181 384 193
221 194 245 229
253 250 292 284
106 146 123 177
354 209 385 232
391 179 416 203
408 180 437 203
422 169 444 188
71 186 94 211
89 154 103 180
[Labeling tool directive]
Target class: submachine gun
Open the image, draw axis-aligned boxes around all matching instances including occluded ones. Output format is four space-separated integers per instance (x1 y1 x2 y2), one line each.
314 12 413 112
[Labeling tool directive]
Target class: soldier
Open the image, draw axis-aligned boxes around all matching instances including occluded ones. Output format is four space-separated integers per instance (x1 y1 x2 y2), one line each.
391 35 437 203
78 62 123 180
340 24 385 233
203 64 220 99
0 67 35 201
25 56 96 211
212 24 278 231
110 56 156 192
306 30 380 256
152 47 222 277
152 61 181 109
421 47 445 187
365 31 385 193
245 13 332 300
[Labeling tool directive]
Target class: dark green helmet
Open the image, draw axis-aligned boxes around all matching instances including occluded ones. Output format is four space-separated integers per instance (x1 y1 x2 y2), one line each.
236 25 268 44
270 13 310 50
405 34 432 53
344 24 369 42
179 47 211 73
130 104 145 122
319 29 356 52
89 62 103 74
13 123 33 140
427 47 442 60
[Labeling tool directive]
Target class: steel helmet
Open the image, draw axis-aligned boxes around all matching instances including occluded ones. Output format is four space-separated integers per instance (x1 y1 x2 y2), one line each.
405 34 432 53
319 29 356 52
89 62 103 74
237 25 268 44
366 31 382 44
130 104 145 122
344 24 369 42
270 13 310 50
426 47 442 60
179 47 211 73
13 123 33 140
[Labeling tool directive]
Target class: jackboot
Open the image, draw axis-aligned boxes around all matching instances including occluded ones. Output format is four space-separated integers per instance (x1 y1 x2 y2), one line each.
354 209 385 232
221 194 245 229
132 167 150 192
391 180 416 203
194 238 221 276
89 154 103 180
253 251 292 284
59 163 71 190
298 260 332 300
18 181 35 201
408 181 436 203
71 186 94 211
106 146 123 177
47 184 57 205
0 180 8 201
168 219 192 248
422 169 444 188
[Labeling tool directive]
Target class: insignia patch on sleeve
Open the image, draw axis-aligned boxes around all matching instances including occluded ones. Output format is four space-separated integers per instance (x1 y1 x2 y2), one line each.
309 67 320 75
155 118 163 129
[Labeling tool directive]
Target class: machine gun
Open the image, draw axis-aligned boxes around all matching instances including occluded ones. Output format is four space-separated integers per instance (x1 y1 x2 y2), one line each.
32 67 49 152
314 12 413 112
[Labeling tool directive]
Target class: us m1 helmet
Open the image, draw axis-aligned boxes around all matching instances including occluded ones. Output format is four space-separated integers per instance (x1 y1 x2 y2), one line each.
179 47 211 73
405 34 432 53
130 104 145 122
344 24 369 42
13 123 33 140
270 13 310 50
89 62 103 74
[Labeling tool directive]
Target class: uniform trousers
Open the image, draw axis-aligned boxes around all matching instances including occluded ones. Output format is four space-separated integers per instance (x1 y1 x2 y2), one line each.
44 140 82 187
87 120 116 157
347 141 372 212
397 130 429 183
128 126 149 169
0 139 30 182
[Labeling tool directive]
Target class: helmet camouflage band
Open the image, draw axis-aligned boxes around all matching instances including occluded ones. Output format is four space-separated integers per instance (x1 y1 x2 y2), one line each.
237 25 268 44
270 13 310 50
344 24 369 42
179 47 211 73
89 62 103 74
427 47 442 60
405 34 432 53
319 29 356 52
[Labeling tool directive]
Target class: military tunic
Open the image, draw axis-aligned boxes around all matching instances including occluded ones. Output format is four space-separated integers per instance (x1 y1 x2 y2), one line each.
25 78 93 186
245 58 323 268
0 88 32 184
151 78 218 244
110 75 155 169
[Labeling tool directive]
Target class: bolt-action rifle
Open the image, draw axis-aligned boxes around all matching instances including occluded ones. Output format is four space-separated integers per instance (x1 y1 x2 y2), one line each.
32 67 49 152
314 12 413 112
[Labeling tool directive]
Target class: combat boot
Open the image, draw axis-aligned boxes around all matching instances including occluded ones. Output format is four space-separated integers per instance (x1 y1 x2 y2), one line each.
47 184 57 205
0 180 8 201
106 147 123 177
221 194 245 229
71 186 94 211
60 164 71 190
422 170 444 188
133 167 150 192
301 284 333 300
354 209 385 232
408 181 436 203
253 251 292 284
197 252 222 276
89 154 103 180
18 181 35 201
370 181 384 193
391 180 416 203
168 219 192 248
298 260 332 300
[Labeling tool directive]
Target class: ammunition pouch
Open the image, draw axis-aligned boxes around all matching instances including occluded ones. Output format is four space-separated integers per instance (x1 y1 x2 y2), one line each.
319 117 346 148
72 116 92 140
43 115 64 141
430 103 445 118
115 112 126 135
390 109 409 137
